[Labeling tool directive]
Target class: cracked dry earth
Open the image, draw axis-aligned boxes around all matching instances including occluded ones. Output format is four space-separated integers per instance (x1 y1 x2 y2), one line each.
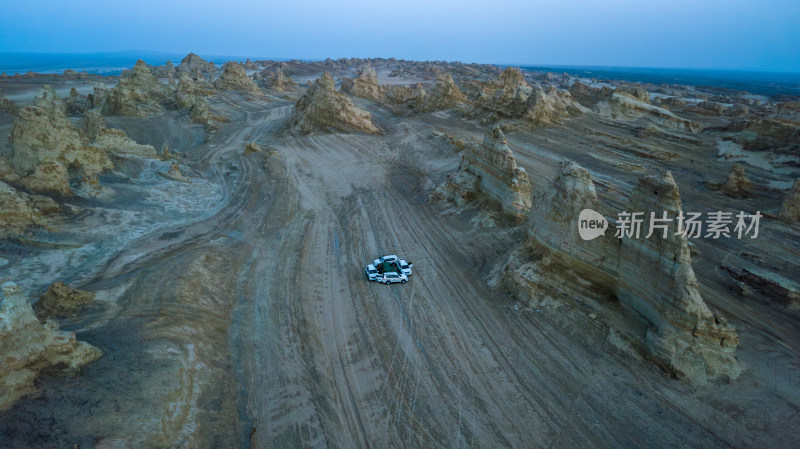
1 81 799 449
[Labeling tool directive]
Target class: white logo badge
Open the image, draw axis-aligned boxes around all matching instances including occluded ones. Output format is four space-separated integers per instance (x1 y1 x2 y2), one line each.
578 209 608 241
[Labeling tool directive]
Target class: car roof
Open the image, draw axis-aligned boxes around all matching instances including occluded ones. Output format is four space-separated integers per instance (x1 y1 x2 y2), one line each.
367 264 376 269
384 272 399 276
381 255 398 260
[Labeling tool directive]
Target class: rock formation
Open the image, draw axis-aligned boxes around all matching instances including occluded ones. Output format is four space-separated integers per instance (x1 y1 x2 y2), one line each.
0 281 102 412
256 67 297 92
495 162 740 383
469 68 585 126
569 81 613 107
214 62 259 92
91 128 158 159
616 84 651 104
65 87 90 115
19 158 73 195
178 53 216 76
177 75 213 126
618 172 740 381
106 60 171 116
34 282 97 319
9 85 83 175
421 74 468 112
718 164 753 198
386 83 426 111
431 126 531 222
523 84 585 126
730 118 800 153
0 91 18 114
0 180 59 238
286 72 380 135
779 179 800 223
341 66 385 103
596 92 699 133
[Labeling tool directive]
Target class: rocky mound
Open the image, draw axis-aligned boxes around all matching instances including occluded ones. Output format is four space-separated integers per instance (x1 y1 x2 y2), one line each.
9 85 83 175
494 162 740 383
341 66 385 103
214 62 259 92
177 75 214 126
523 84 586 126
468 68 586 126
730 118 800 154
106 60 171 116
0 282 102 412
0 91 18 115
569 81 613 107
779 179 800 222
386 83 426 111
596 92 700 133
0 180 59 238
421 73 468 112
178 52 216 76
34 282 97 320
718 164 753 198
286 72 380 135
430 126 531 222
616 84 651 103
256 67 297 92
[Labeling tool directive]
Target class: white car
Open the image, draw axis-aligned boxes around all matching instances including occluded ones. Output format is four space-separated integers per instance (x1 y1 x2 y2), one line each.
398 259 412 276
380 272 408 284
365 264 380 281
373 254 399 267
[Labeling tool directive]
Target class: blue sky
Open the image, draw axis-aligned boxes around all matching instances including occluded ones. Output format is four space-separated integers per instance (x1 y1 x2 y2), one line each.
1 0 798 72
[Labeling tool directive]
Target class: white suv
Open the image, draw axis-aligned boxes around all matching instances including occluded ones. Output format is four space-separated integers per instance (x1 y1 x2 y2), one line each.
365 264 380 281
380 272 408 284
373 255 399 266
398 260 412 276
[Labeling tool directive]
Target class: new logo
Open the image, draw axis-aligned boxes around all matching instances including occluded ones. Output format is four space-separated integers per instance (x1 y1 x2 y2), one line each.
578 209 608 241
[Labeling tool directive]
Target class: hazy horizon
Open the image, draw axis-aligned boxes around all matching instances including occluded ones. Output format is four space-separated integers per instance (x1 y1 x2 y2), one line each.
1 0 798 73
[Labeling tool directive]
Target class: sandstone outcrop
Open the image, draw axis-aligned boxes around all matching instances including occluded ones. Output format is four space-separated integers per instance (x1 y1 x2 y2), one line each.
616 84 651 104
177 75 213 126
596 92 699 133
494 162 740 383
106 60 171 116
178 53 216 76
421 74 468 112
286 72 380 135
0 281 102 412
19 158 73 195
779 179 800 223
386 83 426 111
569 81 613 107
730 118 800 153
214 62 259 92
618 172 740 382
469 68 585 127
256 67 297 92
92 128 157 159
34 282 97 320
0 180 59 238
341 66 385 103
9 85 83 175
718 164 753 198
0 91 18 114
431 126 531 222
65 87 90 115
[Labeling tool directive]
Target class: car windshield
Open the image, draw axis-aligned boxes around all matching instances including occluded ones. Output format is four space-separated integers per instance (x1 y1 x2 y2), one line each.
369 269 377 273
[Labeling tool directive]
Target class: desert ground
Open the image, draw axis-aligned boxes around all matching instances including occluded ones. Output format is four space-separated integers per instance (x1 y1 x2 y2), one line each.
0 56 798 448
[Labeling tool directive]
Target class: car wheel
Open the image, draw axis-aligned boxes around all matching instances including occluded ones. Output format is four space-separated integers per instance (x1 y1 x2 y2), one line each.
401 280 406 284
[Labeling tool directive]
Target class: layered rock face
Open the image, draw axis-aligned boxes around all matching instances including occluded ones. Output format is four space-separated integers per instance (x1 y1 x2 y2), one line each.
523 84 586 126
569 81 613 107
341 66 385 102
286 72 380 134
0 282 102 412
730 118 800 153
779 179 800 222
618 172 740 382
431 126 531 222
177 75 213 125
214 62 259 92
0 181 59 238
0 91 18 114
596 92 700 132
421 74 468 112
106 60 171 116
9 85 83 175
34 282 97 320
495 162 740 383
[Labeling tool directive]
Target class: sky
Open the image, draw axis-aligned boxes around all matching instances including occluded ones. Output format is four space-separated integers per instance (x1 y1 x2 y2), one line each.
1 0 798 72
